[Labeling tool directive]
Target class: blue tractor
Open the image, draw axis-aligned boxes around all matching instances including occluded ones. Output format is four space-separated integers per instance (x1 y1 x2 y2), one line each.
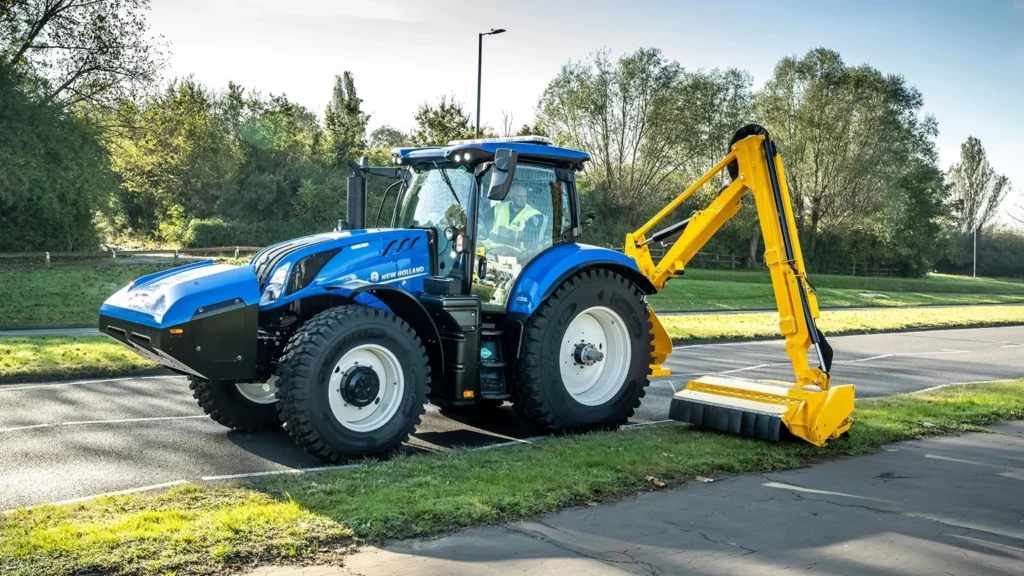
100 136 661 462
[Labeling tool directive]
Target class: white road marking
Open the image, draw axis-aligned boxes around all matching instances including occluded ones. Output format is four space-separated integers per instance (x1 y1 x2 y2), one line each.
0 414 207 433
60 414 206 426
924 454 1012 469
0 423 51 433
1001 343 1024 348
201 463 366 482
0 374 177 392
763 481 890 502
4 480 189 514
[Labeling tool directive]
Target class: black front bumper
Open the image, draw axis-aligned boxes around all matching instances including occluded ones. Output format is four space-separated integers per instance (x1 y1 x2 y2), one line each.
100 298 258 382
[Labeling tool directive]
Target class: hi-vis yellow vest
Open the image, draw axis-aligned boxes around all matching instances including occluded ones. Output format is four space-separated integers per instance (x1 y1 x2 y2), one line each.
492 203 541 234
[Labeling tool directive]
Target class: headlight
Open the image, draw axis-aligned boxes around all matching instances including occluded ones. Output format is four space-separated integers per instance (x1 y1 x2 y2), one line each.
260 265 290 305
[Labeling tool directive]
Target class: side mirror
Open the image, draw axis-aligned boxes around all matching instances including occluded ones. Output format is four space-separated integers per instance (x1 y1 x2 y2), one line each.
487 148 518 201
584 211 597 226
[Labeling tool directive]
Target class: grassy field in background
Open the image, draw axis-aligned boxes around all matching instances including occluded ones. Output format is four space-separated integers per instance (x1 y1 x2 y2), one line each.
660 304 1024 343
2 380 1022 576
3 305 1021 382
2 263 1023 330
0 264 171 329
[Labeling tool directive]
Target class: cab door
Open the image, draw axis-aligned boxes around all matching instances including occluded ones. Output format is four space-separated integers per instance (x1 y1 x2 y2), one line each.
472 163 573 311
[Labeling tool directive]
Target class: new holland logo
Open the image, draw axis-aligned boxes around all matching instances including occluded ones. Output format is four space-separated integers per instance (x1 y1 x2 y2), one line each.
369 271 380 282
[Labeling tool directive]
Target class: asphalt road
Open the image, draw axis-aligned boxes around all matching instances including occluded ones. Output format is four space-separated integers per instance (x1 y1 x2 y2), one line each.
1 325 1021 510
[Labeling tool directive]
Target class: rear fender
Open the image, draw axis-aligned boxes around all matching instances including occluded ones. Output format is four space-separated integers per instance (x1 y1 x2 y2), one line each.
325 281 444 389
506 243 656 321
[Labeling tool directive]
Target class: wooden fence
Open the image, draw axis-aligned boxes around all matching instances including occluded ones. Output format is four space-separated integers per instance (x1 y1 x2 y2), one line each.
0 246 263 267
3 244 900 277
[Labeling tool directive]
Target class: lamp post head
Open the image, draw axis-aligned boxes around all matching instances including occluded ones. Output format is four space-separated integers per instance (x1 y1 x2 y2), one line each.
485 28 506 35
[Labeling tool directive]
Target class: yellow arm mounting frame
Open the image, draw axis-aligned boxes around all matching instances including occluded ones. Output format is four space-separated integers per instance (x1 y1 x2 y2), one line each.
627 130 832 391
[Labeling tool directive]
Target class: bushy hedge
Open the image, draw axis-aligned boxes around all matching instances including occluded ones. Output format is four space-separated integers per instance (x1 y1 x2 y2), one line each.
937 229 1024 279
179 218 324 248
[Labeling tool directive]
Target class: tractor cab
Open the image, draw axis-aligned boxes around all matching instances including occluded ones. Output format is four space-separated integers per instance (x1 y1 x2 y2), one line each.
386 136 588 310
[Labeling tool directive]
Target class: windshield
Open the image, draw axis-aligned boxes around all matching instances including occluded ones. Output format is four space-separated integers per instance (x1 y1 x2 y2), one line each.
396 166 475 232
396 165 478 277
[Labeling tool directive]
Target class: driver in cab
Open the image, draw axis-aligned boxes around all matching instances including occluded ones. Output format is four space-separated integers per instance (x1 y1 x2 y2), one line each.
491 183 540 241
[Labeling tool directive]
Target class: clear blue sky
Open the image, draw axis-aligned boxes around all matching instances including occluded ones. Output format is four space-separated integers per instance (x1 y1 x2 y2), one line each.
150 0 1023 221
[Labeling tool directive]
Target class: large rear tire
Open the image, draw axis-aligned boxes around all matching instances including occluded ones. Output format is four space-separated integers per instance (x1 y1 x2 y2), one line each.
514 269 653 431
276 305 430 463
189 377 281 432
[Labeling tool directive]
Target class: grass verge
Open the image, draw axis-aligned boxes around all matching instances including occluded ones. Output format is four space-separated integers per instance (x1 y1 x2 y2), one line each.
3 305 1021 382
2 380 1023 576
0 336 159 382
660 304 1024 343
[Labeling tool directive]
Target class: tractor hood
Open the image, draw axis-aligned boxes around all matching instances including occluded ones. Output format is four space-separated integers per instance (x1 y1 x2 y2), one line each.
98 228 431 381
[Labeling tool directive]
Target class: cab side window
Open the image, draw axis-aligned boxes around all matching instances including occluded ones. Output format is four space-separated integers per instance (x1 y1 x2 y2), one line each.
473 164 569 309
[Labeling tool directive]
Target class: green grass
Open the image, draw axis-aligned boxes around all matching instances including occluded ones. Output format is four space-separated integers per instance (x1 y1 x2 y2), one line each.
0 336 158 382
2 380 1023 576
4 305 1022 382
649 270 1024 311
681 269 1024 293
2 264 1023 330
661 304 1024 343
0 264 172 329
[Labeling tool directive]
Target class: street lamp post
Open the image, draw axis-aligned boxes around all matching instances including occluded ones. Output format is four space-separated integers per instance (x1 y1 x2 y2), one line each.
476 28 506 138
973 227 978 279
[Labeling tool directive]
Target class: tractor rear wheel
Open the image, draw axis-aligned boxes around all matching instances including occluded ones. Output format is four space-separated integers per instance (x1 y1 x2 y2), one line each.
514 269 653 431
276 305 430 463
189 376 281 432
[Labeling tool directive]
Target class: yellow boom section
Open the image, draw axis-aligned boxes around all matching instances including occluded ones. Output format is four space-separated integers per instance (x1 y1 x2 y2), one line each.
626 126 854 446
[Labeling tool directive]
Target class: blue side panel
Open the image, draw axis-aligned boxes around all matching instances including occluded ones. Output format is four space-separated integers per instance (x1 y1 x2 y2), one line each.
506 243 646 316
260 228 431 310
100 261 260 328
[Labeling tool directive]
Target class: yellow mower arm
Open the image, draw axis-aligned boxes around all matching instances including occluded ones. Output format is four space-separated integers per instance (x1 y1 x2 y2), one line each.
626 125 854 446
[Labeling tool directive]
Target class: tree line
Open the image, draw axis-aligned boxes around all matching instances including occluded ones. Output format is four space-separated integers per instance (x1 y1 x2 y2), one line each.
0 1 1018 276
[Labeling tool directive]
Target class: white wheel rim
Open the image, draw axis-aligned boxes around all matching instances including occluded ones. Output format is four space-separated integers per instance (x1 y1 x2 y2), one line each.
328 344 405 432
235 377 278 405
559 306 631 406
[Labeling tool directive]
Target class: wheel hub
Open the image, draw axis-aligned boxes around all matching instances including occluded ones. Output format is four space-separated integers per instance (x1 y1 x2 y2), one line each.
340 366 380 407
573 342 605 366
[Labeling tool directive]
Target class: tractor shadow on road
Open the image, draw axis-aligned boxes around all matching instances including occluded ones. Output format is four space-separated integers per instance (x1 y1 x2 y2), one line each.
221 404 543 469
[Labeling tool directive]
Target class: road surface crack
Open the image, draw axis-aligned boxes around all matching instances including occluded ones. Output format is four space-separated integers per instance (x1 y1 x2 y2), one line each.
506 524 663 574
660 519 757 555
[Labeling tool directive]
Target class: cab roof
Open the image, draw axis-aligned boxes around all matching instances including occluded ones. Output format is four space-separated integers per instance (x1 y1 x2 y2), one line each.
393 136 590 170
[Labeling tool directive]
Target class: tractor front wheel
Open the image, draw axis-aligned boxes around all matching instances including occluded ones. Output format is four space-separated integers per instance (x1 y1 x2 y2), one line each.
514 269 653 431
189 377 281 432
276 305 430 463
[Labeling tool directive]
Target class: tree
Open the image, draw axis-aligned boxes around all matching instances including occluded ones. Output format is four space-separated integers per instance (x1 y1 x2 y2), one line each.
368 124 407 149
107 78 237 239
890 160 950 276
947 136 1012 234
537 48 753 242
323 71 368 166
410 95 474 146
0 65 112 250
756 48 937 254
0 0 163 109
